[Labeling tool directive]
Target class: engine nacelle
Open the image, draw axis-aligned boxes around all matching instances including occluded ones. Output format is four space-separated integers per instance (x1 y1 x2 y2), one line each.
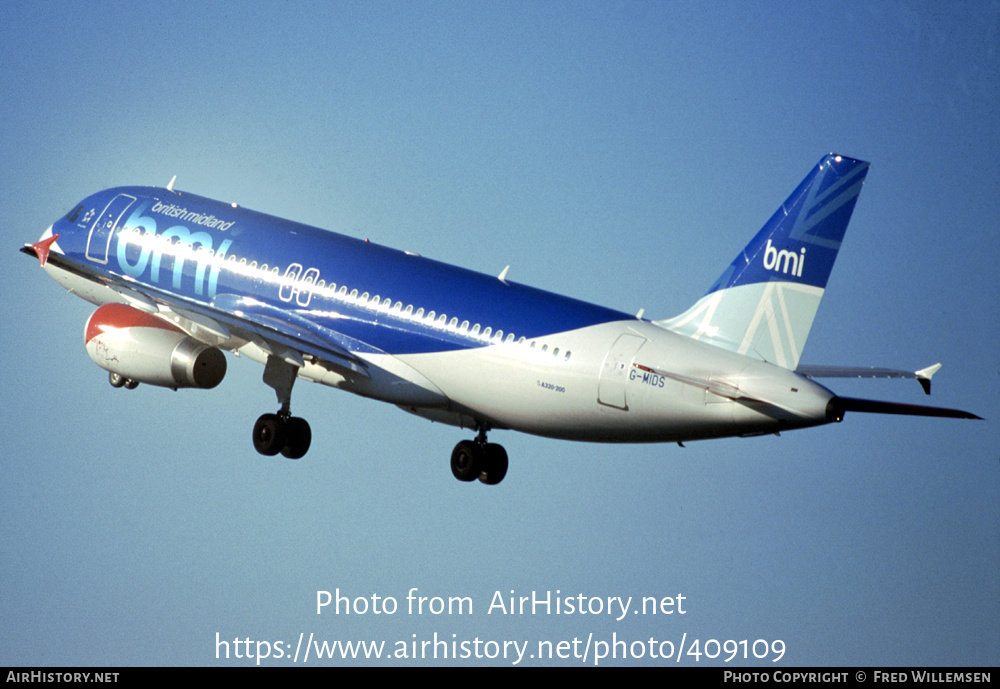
85 304 227 389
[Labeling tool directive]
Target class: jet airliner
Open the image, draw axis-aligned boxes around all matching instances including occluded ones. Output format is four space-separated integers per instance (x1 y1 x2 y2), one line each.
22 154 979 484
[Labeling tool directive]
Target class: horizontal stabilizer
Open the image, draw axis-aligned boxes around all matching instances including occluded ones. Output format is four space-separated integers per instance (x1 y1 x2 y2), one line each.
797 363 942 395
828 397 982 421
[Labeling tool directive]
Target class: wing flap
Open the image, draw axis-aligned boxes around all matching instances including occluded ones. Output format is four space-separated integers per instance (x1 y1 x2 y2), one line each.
210 294 371 377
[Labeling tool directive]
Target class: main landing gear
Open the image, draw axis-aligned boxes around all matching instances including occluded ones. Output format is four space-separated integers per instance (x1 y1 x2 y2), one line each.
253 411 312 459
252 355 312 460
451 424 508 485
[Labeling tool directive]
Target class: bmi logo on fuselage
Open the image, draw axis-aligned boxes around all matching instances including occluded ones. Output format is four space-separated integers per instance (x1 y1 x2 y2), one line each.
114 203 233 299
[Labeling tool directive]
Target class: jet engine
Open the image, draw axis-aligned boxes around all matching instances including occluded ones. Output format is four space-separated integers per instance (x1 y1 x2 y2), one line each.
84 303 226 389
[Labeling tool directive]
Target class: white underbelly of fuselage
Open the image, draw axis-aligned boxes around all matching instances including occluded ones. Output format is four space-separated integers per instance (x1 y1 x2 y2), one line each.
391 320 833 443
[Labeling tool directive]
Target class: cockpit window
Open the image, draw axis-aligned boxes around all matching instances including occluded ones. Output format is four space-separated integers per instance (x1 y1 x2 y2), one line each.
65 205 83 223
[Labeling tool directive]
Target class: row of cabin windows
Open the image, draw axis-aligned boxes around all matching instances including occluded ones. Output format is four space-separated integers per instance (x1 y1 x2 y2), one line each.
128 230 573 361
316 283 573 360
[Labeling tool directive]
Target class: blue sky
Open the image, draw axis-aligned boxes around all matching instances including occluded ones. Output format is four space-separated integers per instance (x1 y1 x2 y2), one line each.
2 1 997 666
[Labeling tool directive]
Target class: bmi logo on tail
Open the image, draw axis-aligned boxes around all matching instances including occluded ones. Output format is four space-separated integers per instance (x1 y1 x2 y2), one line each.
763 239 806 277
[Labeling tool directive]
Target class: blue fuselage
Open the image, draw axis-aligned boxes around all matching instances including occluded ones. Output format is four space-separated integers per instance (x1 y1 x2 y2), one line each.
62 186 631 357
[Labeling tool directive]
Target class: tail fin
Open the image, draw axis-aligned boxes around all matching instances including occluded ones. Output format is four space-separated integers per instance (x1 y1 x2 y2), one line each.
657 154 869 370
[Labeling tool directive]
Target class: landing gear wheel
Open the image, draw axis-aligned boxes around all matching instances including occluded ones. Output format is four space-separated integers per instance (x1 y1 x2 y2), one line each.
109 371 139 389
253 413 286 456
281 417 312 460
479 443 508 485
451 440 482 481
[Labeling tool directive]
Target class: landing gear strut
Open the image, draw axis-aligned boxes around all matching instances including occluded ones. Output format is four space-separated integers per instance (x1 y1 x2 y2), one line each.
253 355 312 460
451 424 508 485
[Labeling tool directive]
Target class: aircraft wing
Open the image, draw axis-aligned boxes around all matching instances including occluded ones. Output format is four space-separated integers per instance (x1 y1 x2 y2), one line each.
23 244 369 378
209 294 370 376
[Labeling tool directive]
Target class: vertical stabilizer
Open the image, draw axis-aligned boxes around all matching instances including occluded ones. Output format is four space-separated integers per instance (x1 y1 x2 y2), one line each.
657 154 869 370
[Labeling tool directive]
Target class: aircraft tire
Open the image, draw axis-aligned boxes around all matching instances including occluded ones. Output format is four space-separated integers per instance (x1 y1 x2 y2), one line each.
281 417 312 459
479 443 508 485
253 413 286 456
451 440 482 482
109 371 126 388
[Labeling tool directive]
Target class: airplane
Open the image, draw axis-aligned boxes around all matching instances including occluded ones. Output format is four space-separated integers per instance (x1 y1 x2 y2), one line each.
22 154 980 485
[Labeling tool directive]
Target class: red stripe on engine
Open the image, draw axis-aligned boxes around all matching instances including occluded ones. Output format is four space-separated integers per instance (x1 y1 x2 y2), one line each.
84 304 183 343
